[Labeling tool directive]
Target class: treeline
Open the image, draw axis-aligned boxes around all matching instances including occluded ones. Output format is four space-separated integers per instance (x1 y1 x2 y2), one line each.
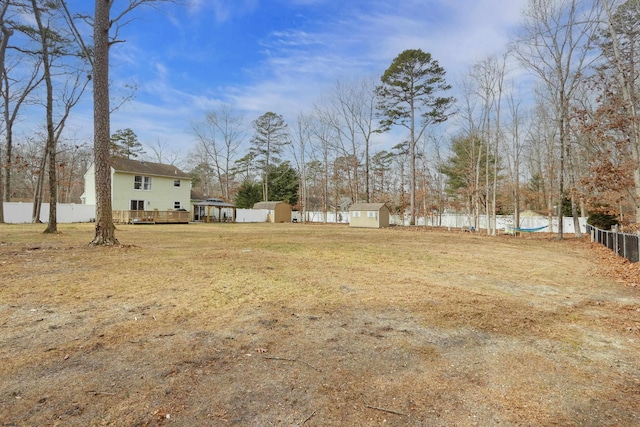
190 0 640 238
1 0 639 240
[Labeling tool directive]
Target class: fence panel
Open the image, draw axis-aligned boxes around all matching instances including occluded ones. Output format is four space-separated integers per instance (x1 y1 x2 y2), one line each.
587 224 640 263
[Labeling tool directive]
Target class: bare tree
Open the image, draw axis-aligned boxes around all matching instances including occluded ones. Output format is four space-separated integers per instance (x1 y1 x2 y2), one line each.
0 0 12 223
324 78 380 204
0 1 44 221
30 0 91 232
469 55 508 235
308 110 337 222
290 113 313 221
3 54 44 207
191 104 245 200
599 0 640 222
513 0 600 238
145 138 183 166
505 83 527 230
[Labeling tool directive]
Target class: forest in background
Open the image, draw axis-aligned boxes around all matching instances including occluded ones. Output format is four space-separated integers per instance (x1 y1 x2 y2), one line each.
1 0 638 237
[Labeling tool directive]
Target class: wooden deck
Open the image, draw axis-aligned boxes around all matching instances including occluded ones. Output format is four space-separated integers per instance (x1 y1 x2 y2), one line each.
113 210 190 224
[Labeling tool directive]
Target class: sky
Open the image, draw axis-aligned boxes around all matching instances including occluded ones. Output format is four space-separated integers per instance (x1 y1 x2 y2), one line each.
62 0 530 162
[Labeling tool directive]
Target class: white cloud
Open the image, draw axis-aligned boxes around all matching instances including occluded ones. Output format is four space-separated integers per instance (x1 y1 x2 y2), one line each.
57 0 531 156
187 0 259 23
218 0 529 120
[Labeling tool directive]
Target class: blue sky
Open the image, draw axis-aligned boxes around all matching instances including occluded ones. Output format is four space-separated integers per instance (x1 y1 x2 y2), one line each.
65 0 529 159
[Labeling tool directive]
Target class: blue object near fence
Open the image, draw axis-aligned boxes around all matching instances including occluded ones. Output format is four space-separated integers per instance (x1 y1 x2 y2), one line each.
587 224 640 263
514 225 548 233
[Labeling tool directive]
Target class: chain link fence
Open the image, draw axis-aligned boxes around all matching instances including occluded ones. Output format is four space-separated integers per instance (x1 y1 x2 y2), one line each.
587 224 640 263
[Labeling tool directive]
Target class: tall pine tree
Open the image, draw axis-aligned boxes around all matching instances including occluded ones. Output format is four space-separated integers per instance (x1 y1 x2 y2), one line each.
249 112 289 201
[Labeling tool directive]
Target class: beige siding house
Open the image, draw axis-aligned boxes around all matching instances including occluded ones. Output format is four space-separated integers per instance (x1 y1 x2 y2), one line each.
349 203 390 228
253 201 292 223
83 157 191 212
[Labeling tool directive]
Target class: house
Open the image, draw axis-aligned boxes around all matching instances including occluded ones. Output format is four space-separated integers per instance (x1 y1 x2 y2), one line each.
83 157 192 222
349 203 390 228
253 201 292 223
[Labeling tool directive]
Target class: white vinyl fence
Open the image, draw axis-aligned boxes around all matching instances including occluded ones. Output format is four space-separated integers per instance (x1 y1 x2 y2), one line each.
2 202 96 223
403 213 587 234
235 208 269 223
302 211 587 234
1 203 588 234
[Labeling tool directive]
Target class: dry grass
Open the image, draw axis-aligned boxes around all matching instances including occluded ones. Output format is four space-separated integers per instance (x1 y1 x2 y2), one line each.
1 222 640 426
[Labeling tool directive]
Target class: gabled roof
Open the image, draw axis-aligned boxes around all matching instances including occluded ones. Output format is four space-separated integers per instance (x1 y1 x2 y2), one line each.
349 203 388 211
253 201 290 210
110 157 190 179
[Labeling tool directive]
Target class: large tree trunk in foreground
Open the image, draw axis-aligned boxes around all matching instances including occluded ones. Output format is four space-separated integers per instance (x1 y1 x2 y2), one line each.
90 0 118 245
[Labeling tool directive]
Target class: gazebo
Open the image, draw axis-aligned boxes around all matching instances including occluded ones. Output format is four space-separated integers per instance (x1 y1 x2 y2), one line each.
192 198 236 223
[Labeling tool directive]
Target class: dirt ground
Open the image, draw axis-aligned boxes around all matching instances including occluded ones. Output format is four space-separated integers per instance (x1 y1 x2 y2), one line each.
1 223 640 426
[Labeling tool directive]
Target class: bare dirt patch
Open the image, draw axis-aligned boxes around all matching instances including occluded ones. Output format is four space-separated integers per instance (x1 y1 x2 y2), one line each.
1 223 640 426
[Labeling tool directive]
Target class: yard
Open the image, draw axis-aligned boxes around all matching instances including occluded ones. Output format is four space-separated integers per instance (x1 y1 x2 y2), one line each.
1 223 640 426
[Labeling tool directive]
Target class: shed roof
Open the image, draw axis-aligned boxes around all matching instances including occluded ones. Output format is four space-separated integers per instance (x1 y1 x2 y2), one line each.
110 157 190 179
349 203 388 211
253 201 290 210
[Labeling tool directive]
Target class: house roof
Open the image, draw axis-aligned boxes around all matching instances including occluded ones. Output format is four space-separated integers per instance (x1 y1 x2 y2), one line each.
110 157 190 179
253 201 290 210
190 189 209 201
349 203 388 211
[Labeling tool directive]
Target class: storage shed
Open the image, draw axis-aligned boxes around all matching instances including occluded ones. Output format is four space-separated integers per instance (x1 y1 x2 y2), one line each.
349 203 390 228
253 201 292 223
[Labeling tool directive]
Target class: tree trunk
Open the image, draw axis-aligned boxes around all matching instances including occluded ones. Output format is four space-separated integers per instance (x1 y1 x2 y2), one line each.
409 102 416 226
44 144 57 233
557 99 566 240
0 144 3 223
32 149 46 223
90 0 118 245
0 1 12 223
571 197 582 238
31 0 58 234
3 118 11 203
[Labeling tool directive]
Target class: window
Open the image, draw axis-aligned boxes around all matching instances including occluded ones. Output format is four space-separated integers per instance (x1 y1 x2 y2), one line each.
131 200 145 210
367 211 377 218
174 201 181 209
174 179 181 187
134 175 152 190
352 211 361 218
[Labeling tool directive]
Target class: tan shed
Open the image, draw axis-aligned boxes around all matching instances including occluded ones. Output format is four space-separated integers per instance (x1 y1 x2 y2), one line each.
253 201 292 223
349 203 390 228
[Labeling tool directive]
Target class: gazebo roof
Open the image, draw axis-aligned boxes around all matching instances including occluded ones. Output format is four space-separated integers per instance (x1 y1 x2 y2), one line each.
193 198 236 208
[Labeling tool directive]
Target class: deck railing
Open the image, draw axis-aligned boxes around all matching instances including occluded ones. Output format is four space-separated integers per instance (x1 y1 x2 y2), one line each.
113 210 190 224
